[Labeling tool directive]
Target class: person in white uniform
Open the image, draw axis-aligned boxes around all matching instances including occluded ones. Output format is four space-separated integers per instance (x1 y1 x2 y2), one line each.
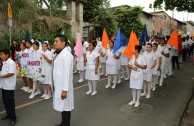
25 40 34 93
152 43 162 91
116 50 122 84
128 45 147 108
119 46 130 80
0 49 17 126
85 42 100 96
99 47 107 76
19 43 28 92
52 35 74 126
157 38 169 86
141 43 156 98
29 42 42 99
75 46 86 83
40 43 52 100
165 45 173 76
82 37 89 51
105 40 120 89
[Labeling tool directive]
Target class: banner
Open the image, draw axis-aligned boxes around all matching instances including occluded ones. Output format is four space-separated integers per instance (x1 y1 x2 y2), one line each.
16 51 28 78
27 51 45 81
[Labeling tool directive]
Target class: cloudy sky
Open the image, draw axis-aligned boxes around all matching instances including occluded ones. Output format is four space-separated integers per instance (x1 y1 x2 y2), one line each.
110 0 194 22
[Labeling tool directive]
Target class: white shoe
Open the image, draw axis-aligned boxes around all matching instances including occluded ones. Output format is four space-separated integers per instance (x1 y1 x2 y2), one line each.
159 82 163 86
86 90 92 95
105 84 111 88
105 74 108 76
111 84 116 89
141 93 146 97
91 91 97 96
100 73 104 76
152 87 156 91
27 89 33 93
164 75 167 78
34 91 41 96
117 80 121 84
124 77 129 80
73 71 77 74
24 87 29 92
21 86 27 90
128 101 136 106
78 79 84 83
29 94 35 99
99 65 102 68
167 74 172 76
44 95 52 100
134 102 140 108
112 81 114 84
146 94 150 99
41 94 47 98
121 76 124 79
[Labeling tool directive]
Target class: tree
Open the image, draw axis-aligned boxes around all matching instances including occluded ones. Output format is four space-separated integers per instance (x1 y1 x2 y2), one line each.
95 10 117 37
82 0 111 22
152 0 194 12
114 6 144 37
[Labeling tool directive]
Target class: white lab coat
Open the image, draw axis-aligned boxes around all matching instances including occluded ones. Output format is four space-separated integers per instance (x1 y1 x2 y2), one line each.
52 48 74 112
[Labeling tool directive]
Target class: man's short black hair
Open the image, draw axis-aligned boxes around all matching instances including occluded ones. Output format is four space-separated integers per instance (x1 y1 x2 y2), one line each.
0 48 10 57
26 40 32 45
55 34 68 46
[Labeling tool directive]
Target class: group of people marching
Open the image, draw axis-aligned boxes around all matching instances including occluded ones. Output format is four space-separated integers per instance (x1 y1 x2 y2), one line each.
0 33 193 126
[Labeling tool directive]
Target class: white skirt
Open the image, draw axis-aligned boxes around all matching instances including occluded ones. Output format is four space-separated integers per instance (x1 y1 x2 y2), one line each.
100 56 106 63
106 64 118 75
40 68 52 84
85 66 100 80
130 75 143 89
143 70 153 82
77 61 84 71
121 57 129 66
117 60 121 70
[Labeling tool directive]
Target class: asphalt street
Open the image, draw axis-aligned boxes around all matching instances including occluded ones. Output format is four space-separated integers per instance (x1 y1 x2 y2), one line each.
0 61 194 126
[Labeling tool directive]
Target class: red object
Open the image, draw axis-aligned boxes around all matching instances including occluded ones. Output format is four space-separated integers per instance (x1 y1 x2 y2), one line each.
102 28 110 49
167 29 179 50
123 31 139 60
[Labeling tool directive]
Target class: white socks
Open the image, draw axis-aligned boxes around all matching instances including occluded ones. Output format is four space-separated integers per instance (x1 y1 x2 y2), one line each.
87 80 97 95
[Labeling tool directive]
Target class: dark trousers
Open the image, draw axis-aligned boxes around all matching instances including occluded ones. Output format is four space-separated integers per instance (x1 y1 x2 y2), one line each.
61 111 71 126
172 56 180 69
182 49 187 61
2 89 16 121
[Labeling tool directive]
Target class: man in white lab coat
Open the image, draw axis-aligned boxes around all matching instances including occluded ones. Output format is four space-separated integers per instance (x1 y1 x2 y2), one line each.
52 35 74 126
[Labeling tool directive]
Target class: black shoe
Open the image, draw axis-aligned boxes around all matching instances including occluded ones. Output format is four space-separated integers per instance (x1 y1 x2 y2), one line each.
54 124 61 126
1 115 10 120
10 120 16 126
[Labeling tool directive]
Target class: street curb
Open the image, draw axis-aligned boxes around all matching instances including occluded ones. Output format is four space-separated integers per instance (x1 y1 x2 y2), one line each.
179 80 194 126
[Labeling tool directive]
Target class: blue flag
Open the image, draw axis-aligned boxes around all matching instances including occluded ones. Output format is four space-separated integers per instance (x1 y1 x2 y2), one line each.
139 24 149 45
43 37 47 42
113 28 128 53
25 31 31 41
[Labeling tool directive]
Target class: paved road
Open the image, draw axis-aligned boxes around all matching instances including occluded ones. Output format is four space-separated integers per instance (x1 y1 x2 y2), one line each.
0 61 194 126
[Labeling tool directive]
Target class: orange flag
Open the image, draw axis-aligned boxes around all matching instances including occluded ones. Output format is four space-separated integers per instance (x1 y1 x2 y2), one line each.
123 31 139 60
101 28 110 49
167 29 178 50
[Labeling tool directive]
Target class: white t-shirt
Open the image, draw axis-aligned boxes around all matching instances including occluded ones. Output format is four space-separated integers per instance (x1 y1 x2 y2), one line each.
1 58 16 90
83 41 89 50
143 51 156 70
157 45 169 63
